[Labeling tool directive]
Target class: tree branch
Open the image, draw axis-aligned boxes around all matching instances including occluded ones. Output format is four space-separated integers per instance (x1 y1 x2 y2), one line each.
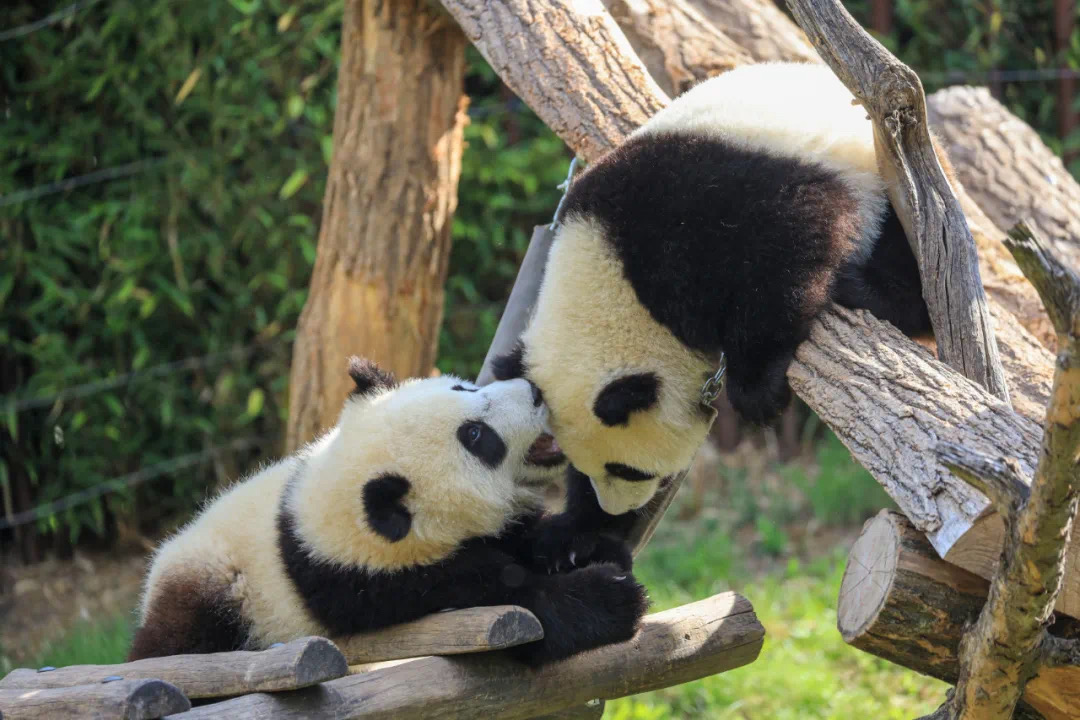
935 442 1031 519
785 0 1010 404
923 222 1080 718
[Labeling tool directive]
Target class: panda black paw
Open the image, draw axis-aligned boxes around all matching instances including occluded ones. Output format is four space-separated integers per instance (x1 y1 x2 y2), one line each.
509 563 649 667
725 371 791 426
529 515 633 574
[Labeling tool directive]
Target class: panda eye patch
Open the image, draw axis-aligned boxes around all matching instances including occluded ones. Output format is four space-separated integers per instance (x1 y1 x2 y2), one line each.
457 420 507 469
451 384 478 392
604 462 656 482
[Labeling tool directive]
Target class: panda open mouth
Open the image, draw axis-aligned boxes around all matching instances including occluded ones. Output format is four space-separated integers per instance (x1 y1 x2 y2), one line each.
525 433 566 467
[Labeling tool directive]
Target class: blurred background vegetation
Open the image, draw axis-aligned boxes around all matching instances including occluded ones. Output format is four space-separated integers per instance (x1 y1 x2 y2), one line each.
0 0 1076 714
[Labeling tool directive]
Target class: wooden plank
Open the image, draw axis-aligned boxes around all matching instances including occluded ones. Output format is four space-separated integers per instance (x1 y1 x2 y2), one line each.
530 701 604 719
0 678 189 720
838 510 1080 720
0 637 346 700
166 591 763 720
333 606 544 664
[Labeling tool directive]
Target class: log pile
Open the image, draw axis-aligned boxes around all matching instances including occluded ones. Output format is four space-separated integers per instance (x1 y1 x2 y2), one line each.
0 594 764 720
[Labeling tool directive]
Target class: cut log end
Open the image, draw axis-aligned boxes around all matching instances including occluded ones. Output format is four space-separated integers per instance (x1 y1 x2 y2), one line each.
837 510 901 642
291 637 350 689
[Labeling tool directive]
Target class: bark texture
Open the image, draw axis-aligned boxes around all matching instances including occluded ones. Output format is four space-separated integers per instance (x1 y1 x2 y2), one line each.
286 0 467 450
786 0 1009 403
937 224 1080 719
600 0 751 97
686 0 819 63
928 86 1080 272
838 511 1078 720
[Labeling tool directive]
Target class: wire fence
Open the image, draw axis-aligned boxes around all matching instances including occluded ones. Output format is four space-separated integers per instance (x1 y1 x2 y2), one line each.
0 436 267 530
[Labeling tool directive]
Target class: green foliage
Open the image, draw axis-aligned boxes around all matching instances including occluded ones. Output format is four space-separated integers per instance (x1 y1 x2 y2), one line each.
0 8 567 544
2 0 344 541
841 0 1080 175
787 433 896 526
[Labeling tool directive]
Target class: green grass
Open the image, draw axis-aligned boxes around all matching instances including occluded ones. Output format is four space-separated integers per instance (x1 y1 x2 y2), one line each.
31 613 134 669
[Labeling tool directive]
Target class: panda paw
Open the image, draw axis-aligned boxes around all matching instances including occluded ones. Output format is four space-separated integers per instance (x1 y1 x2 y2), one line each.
725 372 791 426
529 516 633 574
509 563 649 667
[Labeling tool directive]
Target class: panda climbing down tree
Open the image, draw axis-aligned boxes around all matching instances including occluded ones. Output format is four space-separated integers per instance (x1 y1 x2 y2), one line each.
129 358 648 667
494 61 954 520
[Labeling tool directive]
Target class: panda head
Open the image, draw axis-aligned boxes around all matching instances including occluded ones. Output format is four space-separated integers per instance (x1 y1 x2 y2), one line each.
288 357 552 570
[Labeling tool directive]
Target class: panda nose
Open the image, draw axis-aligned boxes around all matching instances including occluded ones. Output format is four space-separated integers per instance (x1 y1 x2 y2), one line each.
529 381 544 408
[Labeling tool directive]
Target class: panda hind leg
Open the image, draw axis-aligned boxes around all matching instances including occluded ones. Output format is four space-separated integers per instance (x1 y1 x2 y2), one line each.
128 573 249 661
833 205 933 338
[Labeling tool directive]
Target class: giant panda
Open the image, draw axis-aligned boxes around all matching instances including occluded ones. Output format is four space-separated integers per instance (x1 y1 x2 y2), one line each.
128 358 648 667
493 61 954 520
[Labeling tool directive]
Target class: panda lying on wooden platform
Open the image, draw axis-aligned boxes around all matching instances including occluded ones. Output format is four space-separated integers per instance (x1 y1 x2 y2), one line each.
493 61 952 521
128 358 648 667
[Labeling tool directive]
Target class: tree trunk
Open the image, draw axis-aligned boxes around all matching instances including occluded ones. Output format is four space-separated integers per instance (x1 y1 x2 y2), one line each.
286 0 467 451
927 86 1080 273
686 0 820 64
839 511 1076 720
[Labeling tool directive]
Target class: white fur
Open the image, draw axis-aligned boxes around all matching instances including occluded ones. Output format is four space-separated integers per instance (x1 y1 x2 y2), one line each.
524 62 892 515
635 61 888 262
136 375 549 649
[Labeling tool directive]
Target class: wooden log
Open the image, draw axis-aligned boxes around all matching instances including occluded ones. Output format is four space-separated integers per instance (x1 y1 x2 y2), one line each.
165 591 763 720
529 701 604 719
838 510 1080 720
333 606 544 664
686 0 819 63
600 0 751 97
0 678 190 720
927 86 1080 273
786 0 1010 404
0 637 346 701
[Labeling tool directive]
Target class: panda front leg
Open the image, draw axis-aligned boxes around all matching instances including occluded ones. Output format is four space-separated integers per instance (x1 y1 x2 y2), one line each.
526 467 637 574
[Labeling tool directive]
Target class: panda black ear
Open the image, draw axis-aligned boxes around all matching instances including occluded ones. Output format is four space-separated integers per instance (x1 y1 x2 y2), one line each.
490 342 526 381
348 356 397 398
593 373 661 427
362 474 412 543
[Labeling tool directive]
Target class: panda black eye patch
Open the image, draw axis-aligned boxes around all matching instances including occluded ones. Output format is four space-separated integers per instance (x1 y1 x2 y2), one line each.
457 420 507 469
604 462 656 482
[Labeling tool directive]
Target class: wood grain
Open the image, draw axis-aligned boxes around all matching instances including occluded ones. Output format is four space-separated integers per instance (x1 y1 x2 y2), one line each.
165 592 763 720
0 637 347 701
333 606 544 664
839 510 1079 720
0 678 190 720
286 0 468 450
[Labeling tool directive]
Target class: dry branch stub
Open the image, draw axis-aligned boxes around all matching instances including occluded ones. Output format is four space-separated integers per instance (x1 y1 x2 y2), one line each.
838 510 1078 720
785 0 1009 404
164 592 763 720
0 637 348 701
0 678 190 720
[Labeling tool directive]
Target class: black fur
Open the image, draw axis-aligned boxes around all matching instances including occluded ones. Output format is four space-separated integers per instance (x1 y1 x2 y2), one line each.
593 373 661 426
457 420 508 469
348 357 398 397
276 491 648 667
451 384 479 392
604 463 655 482
491 342 526 381
128 576 250 661
833 204 932 336
559 132 931 424
362 474 412 542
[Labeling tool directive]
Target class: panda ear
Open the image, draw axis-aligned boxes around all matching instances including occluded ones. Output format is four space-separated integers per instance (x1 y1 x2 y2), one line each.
362 474 412 542
593 373 661 426
348 357 397 398
490 342 526 381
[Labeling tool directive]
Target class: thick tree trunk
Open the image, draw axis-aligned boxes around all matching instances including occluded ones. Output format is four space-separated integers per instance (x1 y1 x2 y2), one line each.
686 0 819 63
286 0 467 451
927 86 1080 273
839 511 1077 720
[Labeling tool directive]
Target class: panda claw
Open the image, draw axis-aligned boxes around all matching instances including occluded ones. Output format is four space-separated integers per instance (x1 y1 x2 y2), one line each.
569 551 577 567
613 575 627 582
